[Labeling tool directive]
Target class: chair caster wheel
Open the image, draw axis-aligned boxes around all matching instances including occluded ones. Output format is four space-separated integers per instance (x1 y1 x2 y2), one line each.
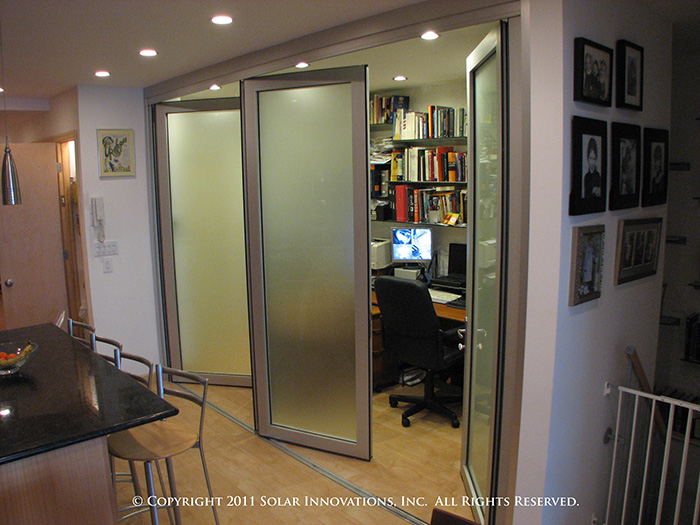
390 399 398 408
402 417 411 427
451 418 460 429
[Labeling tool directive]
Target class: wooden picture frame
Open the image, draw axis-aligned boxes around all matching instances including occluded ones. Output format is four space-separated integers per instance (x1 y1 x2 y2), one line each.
615 218 662 284
570 116 607 216
616 40 644 111
569 225 605 306
609 122 641 210
574 37 613 107
641 128 669 207
97 129 135 178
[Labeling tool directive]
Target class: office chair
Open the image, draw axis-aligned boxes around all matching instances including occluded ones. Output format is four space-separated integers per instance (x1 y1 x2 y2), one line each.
374 276 463 428
107 364 220 525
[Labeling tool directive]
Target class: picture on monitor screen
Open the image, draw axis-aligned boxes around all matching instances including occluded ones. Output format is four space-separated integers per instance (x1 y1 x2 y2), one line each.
391 227 432 263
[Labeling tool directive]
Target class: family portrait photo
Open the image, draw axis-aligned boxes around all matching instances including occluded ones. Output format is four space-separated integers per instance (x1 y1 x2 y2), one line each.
570 225 605 306
574 38 613 107
616 39 644 110
642 128 669 207
615 218 662 284
609 122 641 210
570 116 607 215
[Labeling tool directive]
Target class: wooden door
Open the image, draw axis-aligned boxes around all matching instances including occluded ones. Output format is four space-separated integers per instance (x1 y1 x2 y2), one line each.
0 143 68 329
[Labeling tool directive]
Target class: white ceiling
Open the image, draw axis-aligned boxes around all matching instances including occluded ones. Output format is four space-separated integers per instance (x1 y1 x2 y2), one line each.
0 0 697 103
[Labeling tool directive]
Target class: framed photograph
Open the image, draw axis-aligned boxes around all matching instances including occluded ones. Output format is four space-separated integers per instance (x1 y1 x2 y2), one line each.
570 116 607 216
97 129 135 178
569 225 605 306
615 218 662 284
616 40 643 110
574 37 613 107
641 128 669 207
609 122 641 210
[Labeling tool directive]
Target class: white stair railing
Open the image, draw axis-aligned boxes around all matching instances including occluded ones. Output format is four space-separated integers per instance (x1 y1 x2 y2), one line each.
605 383 700 525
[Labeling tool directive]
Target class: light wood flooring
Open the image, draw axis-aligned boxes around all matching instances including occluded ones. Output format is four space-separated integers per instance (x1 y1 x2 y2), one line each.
114 382 474 524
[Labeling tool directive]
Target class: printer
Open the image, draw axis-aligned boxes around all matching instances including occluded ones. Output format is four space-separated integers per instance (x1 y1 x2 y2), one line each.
370 239 391 270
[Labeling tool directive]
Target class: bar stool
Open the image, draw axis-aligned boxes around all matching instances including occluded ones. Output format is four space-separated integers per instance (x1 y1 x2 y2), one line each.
92 335 155 505
107 364 220 525
67 318 96 350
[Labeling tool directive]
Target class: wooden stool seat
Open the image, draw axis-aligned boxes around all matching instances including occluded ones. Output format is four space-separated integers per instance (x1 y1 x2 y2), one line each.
108 420 198 462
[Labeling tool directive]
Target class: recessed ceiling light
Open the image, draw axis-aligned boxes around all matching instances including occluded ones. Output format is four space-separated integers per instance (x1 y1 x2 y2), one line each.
295 61 309 69
0 87 4 93
393 75 407 82
139 49 157 57
211 15 233 25
421 31 440 40
210 84 221 90
95 71 110 77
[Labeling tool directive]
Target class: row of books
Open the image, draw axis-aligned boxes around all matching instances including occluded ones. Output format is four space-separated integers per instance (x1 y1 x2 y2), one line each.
393 106 467 140
390 185 467 225
390 146 467 182
370 95 410 125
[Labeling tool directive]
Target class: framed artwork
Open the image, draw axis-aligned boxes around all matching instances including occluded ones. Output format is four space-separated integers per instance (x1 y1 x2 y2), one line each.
97 129 135 178
574 37 613 107
569 225 605 306
641 128 669 207
609 122 641 210
570 116 607 216
616 40 644 110
615 218 662 284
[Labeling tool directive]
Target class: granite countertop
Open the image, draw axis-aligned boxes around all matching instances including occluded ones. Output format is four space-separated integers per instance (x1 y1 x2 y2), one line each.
0 323 177 465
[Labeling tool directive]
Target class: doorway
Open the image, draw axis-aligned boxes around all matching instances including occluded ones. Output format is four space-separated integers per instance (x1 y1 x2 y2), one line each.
151 13 523 525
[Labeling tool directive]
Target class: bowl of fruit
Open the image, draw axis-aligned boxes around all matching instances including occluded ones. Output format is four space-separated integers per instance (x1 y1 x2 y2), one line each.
0 341 38 375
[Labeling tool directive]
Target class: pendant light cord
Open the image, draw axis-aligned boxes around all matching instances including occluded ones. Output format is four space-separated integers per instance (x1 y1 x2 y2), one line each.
0 17 9 150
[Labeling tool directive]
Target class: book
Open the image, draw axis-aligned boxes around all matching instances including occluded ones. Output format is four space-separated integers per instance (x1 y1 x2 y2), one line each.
395 185 409 222
436 146 454 181
390 150 404 181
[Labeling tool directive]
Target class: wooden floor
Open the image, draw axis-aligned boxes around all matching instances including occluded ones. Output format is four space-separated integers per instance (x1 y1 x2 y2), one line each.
114 381 474 524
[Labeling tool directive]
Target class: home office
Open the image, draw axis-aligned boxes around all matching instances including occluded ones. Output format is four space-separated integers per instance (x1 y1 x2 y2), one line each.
139 15 504 521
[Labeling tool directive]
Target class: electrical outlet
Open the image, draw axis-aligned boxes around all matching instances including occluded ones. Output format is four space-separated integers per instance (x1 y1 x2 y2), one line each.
103 257 113 273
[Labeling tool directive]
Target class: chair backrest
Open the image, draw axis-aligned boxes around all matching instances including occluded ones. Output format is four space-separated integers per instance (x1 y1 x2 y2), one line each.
156 364 209 446
67 318 96 351
94 335 153 388
374 276 444 370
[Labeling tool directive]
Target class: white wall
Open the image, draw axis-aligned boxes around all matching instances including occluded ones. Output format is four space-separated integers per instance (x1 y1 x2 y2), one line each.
516 0 672 523
76 86 161 368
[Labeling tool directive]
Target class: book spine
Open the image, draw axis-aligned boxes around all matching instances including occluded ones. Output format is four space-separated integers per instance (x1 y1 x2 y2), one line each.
447 151 457 182
395 185 408 222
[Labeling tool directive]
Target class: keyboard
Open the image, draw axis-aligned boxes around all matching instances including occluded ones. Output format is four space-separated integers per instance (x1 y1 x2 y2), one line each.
446 297 466 309
428 288 461 304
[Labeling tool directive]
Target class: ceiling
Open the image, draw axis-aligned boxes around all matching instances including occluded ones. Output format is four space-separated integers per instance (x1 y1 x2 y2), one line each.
0 1 697 104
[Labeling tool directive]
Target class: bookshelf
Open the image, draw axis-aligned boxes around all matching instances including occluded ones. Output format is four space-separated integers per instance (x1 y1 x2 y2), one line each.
370 94 468 228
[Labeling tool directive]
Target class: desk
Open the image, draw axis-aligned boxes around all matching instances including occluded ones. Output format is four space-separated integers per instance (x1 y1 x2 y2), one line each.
371 291 466 323
371 291 465 388
0 323 177 524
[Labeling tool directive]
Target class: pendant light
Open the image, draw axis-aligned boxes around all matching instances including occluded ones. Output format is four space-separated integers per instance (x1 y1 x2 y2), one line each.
0 16 19 205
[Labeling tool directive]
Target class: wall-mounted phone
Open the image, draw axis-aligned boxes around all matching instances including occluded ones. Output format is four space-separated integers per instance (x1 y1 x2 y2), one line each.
91 196 104 227
91 196 106 242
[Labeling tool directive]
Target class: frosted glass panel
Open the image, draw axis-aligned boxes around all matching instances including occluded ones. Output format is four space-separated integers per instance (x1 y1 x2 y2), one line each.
167 110 250 375
468 50 499 499
258 84 356 441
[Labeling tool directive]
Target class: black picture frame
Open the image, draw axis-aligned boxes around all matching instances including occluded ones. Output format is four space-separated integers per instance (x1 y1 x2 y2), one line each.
609 122 641 210
615 218 662 284
616 40 644 111
574 37 613 107
569 225 605 306
641 128 669 207
570 116 607 215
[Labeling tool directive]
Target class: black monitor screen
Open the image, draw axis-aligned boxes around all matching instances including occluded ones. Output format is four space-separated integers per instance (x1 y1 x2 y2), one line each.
391 228 432 263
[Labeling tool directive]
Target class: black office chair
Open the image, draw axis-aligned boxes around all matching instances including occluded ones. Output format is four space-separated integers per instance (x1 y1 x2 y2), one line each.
374 276 463 428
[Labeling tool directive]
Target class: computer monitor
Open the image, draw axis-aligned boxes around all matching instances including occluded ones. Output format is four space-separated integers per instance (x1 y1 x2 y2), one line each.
391 227 432 263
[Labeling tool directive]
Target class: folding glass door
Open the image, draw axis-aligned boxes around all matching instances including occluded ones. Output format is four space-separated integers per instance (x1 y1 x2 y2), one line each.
155 99 251 385
242 66 371 459
462 24 508 523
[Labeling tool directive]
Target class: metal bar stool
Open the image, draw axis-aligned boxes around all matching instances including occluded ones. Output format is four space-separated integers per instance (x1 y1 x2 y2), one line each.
107 364 220 524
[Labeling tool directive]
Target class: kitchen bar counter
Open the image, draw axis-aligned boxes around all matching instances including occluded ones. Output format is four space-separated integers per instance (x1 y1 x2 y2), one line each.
0 323 177 523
